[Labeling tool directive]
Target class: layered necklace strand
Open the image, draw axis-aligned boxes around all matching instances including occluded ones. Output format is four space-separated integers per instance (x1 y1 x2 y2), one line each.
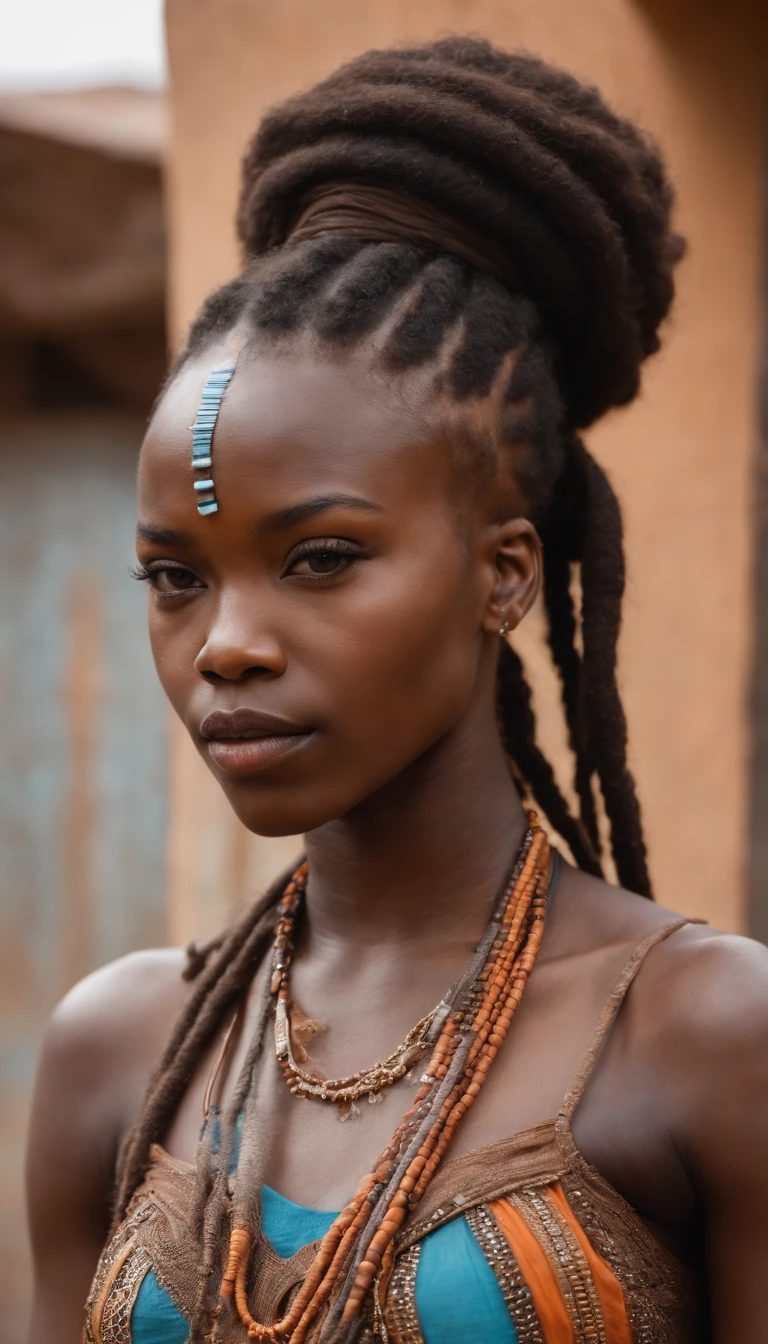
220 814 551 1343
272 886 453 1121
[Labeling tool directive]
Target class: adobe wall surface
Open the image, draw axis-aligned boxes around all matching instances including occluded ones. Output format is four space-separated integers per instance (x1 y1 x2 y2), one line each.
164 0 766 941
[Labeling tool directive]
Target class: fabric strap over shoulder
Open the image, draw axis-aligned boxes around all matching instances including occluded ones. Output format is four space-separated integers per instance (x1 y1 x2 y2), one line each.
558 917 695 1125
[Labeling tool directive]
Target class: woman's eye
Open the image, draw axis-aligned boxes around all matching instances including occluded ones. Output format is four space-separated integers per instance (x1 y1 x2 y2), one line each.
286 543 361 580
134 563 204 596
155 567 201 593
306 551 347 575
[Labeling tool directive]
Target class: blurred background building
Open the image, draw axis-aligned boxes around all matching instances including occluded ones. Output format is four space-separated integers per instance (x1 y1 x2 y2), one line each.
0 2 169 1335
0 0 766 1336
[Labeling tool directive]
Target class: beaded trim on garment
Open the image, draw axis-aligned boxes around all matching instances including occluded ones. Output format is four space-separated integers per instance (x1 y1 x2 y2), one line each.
465 1203 545 1343
83 1122 702 1344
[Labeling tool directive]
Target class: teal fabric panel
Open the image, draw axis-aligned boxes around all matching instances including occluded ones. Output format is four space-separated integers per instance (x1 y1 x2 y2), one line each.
261 1184 337 1259
416 1215 519 1344
127 1185 336 1343
131 1270 189 1344
128 1189 518 1344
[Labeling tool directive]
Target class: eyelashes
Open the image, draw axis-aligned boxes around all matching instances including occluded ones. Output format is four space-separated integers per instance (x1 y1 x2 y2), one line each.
285 537 363 579
131 538 367 599
130 561 206 599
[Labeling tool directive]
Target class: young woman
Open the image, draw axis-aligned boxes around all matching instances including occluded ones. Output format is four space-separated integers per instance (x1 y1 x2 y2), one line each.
26 37 768 1344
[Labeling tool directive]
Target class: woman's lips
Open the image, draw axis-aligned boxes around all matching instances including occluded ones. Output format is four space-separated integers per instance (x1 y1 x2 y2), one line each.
207 731 313 777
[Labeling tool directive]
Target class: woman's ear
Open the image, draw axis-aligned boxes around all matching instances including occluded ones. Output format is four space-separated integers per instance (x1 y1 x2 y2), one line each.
481 518 542 637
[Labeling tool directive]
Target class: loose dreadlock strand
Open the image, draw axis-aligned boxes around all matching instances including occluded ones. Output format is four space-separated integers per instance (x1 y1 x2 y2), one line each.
183 933 227 982
192 1171 231 1341
573 438 652 896
538 462 601 855
112 867 295 1228
496 639 602 877
189 963 277 1341
542 550 600 854
206 970 279 1338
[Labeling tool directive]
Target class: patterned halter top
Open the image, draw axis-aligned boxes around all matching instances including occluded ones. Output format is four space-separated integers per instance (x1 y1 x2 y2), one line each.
84 920 705 1344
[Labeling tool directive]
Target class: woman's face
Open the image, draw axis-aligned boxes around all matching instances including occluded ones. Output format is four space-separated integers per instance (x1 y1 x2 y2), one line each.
137 339 538 836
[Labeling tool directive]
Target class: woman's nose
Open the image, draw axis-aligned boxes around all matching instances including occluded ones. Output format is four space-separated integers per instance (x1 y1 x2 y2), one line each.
194 599 288 683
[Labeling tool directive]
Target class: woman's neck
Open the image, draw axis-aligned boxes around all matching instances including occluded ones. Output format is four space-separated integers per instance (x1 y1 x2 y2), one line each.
303 712 526 952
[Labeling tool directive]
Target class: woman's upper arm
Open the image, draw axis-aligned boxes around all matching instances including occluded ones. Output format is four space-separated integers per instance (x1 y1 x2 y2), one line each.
25 949 188 1344
666 933 768 1343
26 985 119 1344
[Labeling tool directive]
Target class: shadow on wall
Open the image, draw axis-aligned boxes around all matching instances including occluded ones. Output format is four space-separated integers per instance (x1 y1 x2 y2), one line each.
0 88 170 1342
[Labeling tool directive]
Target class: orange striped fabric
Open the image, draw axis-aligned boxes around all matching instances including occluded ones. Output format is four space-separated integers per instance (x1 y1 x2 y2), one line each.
490 1196 575 1344
490 1181 633 1343
548 1183 633 1344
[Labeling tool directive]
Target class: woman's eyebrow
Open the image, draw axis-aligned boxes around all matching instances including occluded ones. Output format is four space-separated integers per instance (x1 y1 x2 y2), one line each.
258 494 384 533
136 523 192 546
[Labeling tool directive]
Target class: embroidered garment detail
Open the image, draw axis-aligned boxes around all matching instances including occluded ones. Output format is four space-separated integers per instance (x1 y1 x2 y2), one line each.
99 1244 152 1344
465 1203 545 1344
86 1137 698 1344
85 1219 154 1344
503 1187 607 1341
383 1244 423 1344
84 919 704 1344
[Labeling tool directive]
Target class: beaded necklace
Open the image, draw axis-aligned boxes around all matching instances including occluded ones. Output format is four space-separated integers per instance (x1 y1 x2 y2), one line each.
220 814 551 1342
272 882 454 1121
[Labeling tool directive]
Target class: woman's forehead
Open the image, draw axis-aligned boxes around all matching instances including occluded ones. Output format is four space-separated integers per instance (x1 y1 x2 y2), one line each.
148 345 436 457
139 344 460 520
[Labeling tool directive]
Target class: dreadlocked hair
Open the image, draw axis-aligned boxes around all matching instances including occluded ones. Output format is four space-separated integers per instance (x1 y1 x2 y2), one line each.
119 37 684 1340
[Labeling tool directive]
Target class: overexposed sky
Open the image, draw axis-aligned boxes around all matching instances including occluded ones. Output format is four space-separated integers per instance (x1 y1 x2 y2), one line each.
0 0 166 91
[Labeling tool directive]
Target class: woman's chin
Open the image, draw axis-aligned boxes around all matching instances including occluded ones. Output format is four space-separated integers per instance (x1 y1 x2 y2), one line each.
217 782 346 840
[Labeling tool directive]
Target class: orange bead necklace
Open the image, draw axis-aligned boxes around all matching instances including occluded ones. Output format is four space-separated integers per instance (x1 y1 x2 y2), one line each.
219 814 551 1342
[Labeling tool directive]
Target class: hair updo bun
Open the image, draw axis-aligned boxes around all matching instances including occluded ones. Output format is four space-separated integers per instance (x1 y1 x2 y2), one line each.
237 36 684 428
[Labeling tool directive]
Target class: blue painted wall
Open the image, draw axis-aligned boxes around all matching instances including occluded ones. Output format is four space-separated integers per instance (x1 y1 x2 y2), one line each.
0 412 170 1339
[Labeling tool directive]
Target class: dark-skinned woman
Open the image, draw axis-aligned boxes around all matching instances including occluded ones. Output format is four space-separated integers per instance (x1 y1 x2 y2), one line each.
26 36 768 1344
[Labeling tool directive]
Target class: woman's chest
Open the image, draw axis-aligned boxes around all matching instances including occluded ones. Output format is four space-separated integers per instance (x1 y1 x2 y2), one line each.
162 976 689 1235
86 1134 702 1344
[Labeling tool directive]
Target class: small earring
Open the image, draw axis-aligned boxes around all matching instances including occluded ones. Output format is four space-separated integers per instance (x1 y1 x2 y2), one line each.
498 610 510 638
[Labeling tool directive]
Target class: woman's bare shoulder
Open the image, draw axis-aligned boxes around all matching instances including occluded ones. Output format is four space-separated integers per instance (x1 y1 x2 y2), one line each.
629 914 768 1050
36 946 192 1147
548 860 711 955
553 861 768 1046
565 865 768 1107
26 947 196 1343
50 947 190 1049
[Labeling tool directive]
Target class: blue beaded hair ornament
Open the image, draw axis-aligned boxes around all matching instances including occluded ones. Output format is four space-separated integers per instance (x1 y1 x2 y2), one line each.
190 359 237 515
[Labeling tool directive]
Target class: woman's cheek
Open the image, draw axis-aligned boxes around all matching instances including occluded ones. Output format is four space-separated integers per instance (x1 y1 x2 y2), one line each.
148 614 194 711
